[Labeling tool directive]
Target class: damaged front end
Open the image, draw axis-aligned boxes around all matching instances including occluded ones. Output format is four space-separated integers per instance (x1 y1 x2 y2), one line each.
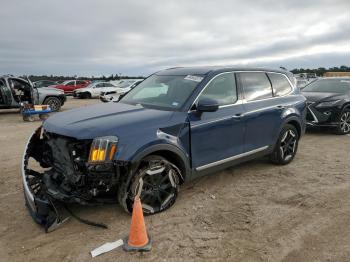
22 127 127 232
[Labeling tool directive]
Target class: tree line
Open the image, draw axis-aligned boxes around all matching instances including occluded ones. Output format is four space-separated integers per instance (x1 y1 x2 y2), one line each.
21 74 145 82
291 65 350 76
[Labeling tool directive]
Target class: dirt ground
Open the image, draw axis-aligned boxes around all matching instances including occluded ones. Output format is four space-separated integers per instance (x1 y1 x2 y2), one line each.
0 97 350 262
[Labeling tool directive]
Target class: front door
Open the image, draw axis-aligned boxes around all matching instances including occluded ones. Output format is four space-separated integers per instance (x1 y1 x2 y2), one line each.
0 78 12 106
189 72 246 170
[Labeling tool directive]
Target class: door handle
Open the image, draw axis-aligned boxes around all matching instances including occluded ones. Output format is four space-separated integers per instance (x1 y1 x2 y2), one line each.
276 105 285 110
232 113 244 119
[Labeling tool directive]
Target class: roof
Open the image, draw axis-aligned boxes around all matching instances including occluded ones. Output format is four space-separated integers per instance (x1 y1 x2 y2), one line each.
156 66 292 76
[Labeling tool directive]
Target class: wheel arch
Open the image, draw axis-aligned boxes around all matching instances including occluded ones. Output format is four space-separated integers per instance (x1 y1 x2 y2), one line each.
286 119 302 137
131 144 191 183
341 102 350 110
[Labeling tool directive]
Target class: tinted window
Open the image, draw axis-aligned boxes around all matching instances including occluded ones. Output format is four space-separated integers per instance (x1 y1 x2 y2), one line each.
104 83 114 87
239 72 272 101
268 73 292 96
95 83 104 87
65 81 75 86
77 80 86 84
198 73 237 106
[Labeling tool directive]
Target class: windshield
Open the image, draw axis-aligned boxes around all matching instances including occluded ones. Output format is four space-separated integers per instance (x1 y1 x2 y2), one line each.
120 74 203 110
303 79 350 93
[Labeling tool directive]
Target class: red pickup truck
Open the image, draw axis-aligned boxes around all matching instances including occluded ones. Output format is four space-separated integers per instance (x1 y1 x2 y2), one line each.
50 80 90 94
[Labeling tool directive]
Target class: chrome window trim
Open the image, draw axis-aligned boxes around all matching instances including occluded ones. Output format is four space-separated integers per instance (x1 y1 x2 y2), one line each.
195 145 269 171
189 70 295 112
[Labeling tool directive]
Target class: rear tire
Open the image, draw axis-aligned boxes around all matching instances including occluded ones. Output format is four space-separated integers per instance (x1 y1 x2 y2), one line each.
119 155 181 215
335 108 350 135
270 124 299 165
43 97 61 112
82 92 91 99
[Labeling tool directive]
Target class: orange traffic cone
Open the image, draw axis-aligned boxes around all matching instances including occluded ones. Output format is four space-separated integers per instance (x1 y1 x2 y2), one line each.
123 197 152 252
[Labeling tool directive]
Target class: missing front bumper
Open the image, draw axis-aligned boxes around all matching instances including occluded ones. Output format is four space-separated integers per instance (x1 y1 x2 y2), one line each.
21 127 70 232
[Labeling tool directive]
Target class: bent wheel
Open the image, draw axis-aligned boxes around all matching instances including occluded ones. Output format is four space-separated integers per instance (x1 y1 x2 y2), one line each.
125 155 181 215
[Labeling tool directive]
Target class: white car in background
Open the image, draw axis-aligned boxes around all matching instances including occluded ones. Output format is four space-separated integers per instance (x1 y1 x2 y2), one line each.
73 82 116 98
100 79 143 102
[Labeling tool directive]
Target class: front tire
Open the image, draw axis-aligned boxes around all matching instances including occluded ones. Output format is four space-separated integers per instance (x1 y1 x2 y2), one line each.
336 108 350 135
43 97 61 112
119 155 181 215
270 124 299 165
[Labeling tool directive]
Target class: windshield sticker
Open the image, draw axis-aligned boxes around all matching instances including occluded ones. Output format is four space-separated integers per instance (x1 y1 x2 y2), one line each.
184 75 203 83
172 102 179 107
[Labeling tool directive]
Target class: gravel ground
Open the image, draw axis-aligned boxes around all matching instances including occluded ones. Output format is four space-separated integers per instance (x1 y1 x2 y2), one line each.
0 97 350 262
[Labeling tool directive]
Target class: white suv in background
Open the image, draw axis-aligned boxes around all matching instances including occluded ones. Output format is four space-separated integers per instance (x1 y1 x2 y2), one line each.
73 82 116 98
100 79 143 102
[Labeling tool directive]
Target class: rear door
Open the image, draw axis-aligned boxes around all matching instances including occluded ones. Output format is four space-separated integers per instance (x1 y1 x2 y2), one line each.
189 72 246 170
237 72 284 152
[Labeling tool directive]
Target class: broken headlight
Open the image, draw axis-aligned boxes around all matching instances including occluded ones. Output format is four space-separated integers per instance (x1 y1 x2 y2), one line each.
88 136 118 163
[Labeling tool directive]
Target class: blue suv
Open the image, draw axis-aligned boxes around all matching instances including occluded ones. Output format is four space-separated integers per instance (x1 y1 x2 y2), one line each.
22 67 306 231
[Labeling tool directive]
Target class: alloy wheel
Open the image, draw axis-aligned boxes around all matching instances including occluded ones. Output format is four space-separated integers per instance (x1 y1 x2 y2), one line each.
132 160 179 214
46 98 61 111
340 111 350 133
279 129 297 161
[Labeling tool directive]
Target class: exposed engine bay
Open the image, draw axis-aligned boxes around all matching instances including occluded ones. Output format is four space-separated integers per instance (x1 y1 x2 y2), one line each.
22 127 130 232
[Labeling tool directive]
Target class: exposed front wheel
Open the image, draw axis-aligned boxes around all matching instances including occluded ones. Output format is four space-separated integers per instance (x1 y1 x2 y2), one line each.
121 155 181 215
336 109 350 135
270 124 299 165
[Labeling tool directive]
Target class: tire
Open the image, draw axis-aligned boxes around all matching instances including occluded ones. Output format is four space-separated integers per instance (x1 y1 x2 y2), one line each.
39 114 50 121
82 92 91 99
335 108 350 135
118 155 181 215
270 124 299 165
23 115 35 122
43 97 61 112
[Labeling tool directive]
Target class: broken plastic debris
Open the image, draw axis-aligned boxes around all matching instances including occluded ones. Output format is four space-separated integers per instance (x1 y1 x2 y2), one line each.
90 239 124 257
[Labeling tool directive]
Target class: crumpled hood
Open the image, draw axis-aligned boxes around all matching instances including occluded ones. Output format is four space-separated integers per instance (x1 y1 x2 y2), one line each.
43 102 175 139
302 91 345 102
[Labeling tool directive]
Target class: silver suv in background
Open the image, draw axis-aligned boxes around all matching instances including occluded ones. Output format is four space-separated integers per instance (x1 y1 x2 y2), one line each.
0 76 66 111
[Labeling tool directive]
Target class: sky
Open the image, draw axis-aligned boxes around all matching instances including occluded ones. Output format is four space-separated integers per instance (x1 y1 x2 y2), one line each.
1 0 350 76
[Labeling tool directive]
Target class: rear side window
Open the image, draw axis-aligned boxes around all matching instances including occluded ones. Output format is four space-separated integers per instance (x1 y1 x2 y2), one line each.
268 73 292 96
198 73 237 106
239 72 272 101
66 81 75 86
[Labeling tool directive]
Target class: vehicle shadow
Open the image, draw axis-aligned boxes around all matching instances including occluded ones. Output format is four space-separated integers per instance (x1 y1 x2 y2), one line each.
305 127 337 136
0 109 20 115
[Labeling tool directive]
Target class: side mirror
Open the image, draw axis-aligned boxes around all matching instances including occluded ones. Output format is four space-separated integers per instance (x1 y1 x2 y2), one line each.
197 98 219 112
